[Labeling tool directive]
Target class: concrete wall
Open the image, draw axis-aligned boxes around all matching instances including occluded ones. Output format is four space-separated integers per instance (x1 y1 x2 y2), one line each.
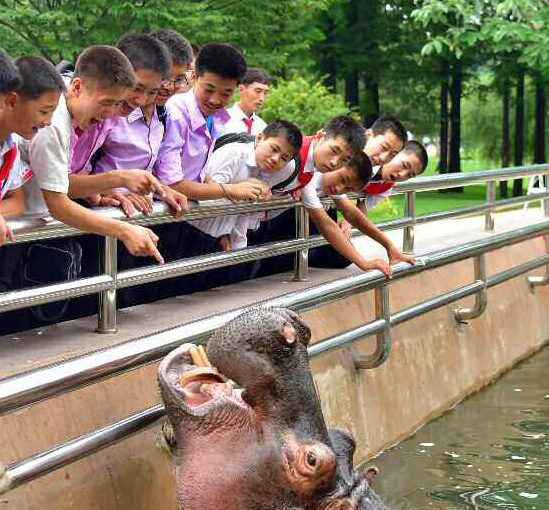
2 236 548 510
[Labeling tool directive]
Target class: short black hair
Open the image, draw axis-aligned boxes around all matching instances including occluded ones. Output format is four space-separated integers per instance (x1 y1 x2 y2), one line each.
371 115 408 145
195 42 247 83
403 140 429 173
347 152 373 187
0 47 21 95
74 45 136 90
14 56 66 100
323 115 366 155
263 120 302 154
191 43 200 58
150 29 193 67
242 67 271 86
117 33 171 80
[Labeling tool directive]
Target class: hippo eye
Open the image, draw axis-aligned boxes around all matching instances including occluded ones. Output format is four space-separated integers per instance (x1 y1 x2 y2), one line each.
306 451 317 467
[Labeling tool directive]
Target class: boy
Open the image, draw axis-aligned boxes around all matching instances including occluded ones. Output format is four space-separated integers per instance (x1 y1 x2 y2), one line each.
84 33 187 217
22 45 165 263
192 120 302 250
0 52 64 245
225 67 270 135
150 29 194 107
0 51 64 334
360 140 428 212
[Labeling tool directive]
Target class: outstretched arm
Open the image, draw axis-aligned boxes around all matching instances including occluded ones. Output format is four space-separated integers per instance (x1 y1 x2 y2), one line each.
334 197 415 265
308 207 391 276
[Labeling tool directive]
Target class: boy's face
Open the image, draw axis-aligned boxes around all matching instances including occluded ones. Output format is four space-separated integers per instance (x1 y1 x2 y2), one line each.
379 151 422 182
313 133 356 173
5 90 60 140
118 69 163 116
238 81 269 114
364 129 403 167
254 133 295 173
69 78 127 130
194 71 237 118
157 61 189 106
321 167 363 196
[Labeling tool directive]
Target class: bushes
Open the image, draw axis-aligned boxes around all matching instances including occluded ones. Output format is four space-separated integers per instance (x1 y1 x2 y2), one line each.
260 76 357 134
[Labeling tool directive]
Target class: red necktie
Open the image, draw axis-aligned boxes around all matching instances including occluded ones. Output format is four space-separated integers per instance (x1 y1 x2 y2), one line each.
0 145 17 183
74 127 84 137
244 117 253 135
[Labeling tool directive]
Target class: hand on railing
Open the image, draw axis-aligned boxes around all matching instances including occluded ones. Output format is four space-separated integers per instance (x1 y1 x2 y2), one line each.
117 170 166 197
161 186 188 219
119 224 164 264
0 213 15 246
225 181 264 202
387 247 416 266
360 258 393 278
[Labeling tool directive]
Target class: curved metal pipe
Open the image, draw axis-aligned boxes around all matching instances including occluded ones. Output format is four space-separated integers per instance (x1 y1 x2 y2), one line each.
454 255 487 323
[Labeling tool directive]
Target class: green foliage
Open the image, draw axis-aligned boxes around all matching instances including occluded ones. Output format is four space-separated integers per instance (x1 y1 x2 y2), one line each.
260 75 356 135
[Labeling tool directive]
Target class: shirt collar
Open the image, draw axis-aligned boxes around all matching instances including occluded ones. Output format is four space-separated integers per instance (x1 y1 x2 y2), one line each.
233 103 255 121
245 141 259 168
127 108 145 123
0 134 15 157
306 139 317 173
187 91 230 131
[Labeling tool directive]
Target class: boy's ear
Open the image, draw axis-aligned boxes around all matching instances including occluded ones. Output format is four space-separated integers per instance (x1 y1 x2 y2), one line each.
314 130 325 142
69 77 84 97
255 132 264 147
238 83 245 95
5 92 19 109
365 128 373 143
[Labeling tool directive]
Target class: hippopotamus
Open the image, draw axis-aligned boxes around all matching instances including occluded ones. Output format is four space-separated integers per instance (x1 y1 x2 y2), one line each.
158 307 389 510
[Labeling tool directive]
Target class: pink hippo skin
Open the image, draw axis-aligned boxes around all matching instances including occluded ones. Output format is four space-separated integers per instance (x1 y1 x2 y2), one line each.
158 307 390 510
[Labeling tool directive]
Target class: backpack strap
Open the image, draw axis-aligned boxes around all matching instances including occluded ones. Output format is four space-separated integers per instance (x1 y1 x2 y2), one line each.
275 136 315 195
156 105 168 141
213 132 256 152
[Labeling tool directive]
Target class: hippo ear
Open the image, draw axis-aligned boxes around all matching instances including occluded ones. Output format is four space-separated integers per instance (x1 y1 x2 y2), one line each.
272 308 312 346
328 428 356 486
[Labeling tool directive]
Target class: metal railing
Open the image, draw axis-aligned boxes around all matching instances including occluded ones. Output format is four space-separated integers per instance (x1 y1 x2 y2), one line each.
2 164 549 333
1 217 549 494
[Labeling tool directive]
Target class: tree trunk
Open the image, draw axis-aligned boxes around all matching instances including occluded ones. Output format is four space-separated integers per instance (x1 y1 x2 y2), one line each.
513 67 525 197
534 78 546 164
501 78 510 198
439 59 449 174
345 71 359 109
449 58 463 191
362 75 379 128
320 16 337 92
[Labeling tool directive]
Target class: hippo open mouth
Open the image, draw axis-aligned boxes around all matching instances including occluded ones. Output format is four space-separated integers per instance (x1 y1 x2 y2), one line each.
158 343 253 418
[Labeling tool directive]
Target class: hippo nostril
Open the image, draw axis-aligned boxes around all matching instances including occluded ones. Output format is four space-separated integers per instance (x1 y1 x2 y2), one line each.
306 451 317 467
282 323 296 346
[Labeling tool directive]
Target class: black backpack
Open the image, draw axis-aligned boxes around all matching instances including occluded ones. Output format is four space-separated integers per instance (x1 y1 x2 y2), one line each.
213 132 301 193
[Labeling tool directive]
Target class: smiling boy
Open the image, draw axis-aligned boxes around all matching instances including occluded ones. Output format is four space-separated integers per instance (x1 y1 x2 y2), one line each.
22 45 165 263
0 52 64 246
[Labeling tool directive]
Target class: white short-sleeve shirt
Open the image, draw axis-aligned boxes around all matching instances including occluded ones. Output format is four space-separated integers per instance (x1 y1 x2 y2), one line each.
0 134 33 200
191 141 260 248
225 104 267 136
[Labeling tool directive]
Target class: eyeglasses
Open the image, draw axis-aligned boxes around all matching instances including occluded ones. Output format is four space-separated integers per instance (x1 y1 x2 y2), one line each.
162 74 190 90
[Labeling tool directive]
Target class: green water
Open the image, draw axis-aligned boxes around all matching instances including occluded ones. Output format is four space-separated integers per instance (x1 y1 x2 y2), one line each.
370 346 549 510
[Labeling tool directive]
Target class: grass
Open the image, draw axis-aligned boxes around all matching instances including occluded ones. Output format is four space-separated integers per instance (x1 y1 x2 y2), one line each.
346 158 540 223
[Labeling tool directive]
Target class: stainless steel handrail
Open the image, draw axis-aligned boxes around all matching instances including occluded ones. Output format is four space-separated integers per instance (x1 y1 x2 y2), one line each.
2 165 549 333
1 220 548 418
2 219 549 494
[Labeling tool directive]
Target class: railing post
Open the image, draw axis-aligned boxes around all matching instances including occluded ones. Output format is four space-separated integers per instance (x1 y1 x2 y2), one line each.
528 233 549 288
485 180 496 232
543 173 549 217
293 204 309 282
403 191 415 253
354 285 391 369
454 254 487 323
97 236 117 333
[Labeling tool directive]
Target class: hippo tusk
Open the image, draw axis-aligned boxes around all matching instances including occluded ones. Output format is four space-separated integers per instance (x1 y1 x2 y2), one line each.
197 345 211 367
188 346 206 367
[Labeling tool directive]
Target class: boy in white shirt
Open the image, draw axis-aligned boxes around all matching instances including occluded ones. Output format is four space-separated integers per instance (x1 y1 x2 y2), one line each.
0 51 65 334
192 120 302 251
225 67 270 135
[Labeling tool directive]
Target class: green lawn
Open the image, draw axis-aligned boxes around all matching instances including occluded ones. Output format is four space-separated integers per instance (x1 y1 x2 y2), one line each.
351 158 539 223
